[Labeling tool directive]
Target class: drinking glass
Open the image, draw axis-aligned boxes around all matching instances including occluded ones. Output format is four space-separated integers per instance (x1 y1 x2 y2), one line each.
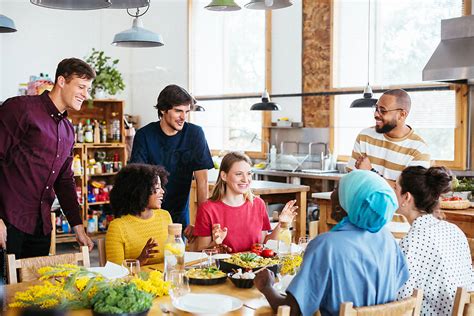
122 259 140 278
298 236 309 254
168 270 190 302
201 248 219 269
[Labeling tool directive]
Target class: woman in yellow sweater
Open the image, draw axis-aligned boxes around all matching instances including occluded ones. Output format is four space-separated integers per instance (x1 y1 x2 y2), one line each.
106 163 172 265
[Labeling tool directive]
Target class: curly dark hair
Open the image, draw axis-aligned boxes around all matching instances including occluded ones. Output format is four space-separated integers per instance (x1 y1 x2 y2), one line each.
110 163 169 217
399 166 452 214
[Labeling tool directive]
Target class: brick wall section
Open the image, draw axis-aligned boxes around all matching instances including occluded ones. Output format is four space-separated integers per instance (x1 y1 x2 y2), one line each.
302 0 332 128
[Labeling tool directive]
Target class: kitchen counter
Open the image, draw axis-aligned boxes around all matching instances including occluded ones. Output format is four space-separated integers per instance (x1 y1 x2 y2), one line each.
252 169 343 191
313 192 474 239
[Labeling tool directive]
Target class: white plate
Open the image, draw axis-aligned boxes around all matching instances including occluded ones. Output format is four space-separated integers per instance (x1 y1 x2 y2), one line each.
87 262 129 279
172 293 243 314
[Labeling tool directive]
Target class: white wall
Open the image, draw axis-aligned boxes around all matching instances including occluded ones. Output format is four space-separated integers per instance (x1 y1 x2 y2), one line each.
0 0 301 126
271 0 302 123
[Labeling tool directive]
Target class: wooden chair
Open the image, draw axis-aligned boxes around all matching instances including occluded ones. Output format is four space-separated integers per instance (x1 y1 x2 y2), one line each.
6 246 90 284
97 237 106 267
467 238 474 265
50 212 56 255
452 287 474 316
309 220 319 238
339 289 423 316
277 305 290 316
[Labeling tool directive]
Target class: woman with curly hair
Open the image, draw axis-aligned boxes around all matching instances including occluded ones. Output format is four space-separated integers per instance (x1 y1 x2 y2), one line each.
106 163 172 265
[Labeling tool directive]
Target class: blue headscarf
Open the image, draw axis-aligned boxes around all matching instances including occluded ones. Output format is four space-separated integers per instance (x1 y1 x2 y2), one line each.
332 170 398 233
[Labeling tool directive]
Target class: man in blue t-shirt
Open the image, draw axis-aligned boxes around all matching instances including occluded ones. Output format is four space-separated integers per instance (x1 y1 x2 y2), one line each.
130 84 213 235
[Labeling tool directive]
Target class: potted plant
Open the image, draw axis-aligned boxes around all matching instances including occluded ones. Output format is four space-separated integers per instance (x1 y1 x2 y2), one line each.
85 49 125 99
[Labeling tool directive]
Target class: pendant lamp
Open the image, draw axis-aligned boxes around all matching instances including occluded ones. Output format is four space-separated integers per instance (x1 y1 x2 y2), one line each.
350 0 377 108
250 90 280 111
245 0 293 10
191 95 206 111
109 0 149 9
205 0 241 11
112 6 164 47
30 0 111 10
0 14 17 33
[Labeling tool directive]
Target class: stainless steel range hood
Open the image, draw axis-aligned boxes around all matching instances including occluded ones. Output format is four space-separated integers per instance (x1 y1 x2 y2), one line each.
423 15 474 84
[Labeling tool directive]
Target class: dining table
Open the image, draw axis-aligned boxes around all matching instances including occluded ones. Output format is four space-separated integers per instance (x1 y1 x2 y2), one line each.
2 263 274 316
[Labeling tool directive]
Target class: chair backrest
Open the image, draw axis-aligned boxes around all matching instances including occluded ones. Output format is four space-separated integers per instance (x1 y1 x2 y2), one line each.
339 289 423 316
50 212 56 255
6 246 90 284
452 287 474 316
277 305 290 316
97 238 106 267
467 238 474 265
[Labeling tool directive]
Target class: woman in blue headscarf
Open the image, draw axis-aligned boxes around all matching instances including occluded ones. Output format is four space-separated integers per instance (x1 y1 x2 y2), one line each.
254 170 409 316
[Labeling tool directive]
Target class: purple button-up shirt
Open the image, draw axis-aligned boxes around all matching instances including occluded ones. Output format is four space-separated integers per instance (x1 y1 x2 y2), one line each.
0 91 82 235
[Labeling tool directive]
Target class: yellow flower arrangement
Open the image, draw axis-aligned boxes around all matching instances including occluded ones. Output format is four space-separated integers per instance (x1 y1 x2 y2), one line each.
10 264 170 311
38 264 81 280
280 254 303 275
130 270 170 297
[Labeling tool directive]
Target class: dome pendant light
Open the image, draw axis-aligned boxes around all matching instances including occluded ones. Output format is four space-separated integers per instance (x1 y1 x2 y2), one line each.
250 90 280 111
245 0 293 10
30 0 111 10
109 0 149 9
350 0 377 108
205 0 241 11
112 5 164 48
0 14 17 33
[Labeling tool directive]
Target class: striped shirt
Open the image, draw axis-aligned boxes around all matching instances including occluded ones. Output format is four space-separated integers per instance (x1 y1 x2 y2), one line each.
347 126 430 181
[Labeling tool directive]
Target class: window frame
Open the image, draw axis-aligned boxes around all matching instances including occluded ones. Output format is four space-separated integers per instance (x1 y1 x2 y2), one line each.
329 0 469 170
187 0 271 159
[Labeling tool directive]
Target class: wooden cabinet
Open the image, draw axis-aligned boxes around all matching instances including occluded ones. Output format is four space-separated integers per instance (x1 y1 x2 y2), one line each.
55 100 127 244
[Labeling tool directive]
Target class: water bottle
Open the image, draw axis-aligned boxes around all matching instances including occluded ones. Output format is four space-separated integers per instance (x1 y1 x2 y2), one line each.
270 145 277 168
277 221 291 256
164 224 185 280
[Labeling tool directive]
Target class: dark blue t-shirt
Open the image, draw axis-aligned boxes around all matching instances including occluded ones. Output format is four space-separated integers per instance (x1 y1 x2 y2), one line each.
129 122 213 226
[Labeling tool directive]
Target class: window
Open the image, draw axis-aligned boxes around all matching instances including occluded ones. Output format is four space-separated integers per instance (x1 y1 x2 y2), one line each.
332 0 465 168
189 0 268 155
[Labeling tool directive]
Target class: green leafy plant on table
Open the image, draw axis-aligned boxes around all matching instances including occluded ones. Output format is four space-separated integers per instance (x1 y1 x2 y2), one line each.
85 48 125 99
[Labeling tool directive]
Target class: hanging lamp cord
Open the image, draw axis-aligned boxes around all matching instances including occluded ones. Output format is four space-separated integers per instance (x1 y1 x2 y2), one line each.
366 0 371 86
126 2 150 18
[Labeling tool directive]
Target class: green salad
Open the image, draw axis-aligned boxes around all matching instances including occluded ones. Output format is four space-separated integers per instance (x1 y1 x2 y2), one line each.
91 283 152 314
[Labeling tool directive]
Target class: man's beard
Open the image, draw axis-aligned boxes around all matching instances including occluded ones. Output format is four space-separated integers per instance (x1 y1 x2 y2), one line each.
375 120 397 134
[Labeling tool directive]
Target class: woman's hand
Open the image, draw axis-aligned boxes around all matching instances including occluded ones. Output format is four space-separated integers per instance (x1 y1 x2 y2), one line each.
212 224 228 245
279 200 298 223
137 238 159 265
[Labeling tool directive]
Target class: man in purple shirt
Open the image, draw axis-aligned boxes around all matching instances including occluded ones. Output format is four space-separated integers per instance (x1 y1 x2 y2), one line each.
0 58 95 259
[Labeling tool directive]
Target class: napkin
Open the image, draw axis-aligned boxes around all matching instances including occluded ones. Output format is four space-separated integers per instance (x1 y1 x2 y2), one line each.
179 294 232 313
87 261 128 279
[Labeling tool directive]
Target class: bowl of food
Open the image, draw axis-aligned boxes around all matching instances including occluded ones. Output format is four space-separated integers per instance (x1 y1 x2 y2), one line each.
220 253 280 275
228 269 255 289
185 267 227 285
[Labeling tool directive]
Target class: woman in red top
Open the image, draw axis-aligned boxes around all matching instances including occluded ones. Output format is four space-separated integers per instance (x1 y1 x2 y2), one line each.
194 151 297 253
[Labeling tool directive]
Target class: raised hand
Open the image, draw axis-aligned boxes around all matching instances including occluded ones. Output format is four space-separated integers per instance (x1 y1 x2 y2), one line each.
212 223 228 245
355 154 372 170
279 200 298 223
137 238 159 265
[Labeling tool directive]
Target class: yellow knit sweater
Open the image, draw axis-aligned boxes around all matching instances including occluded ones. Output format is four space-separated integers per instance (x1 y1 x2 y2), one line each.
105 209 172 265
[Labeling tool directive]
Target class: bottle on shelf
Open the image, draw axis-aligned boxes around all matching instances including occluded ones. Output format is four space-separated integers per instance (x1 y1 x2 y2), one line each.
93 120 101 144
277 221 291 256
270 145 277 168
77 122 84 143
100 120 107 143
164 223 185 280
84 119 93 143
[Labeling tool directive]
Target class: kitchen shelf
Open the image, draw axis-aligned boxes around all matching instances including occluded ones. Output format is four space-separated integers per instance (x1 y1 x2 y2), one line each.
264 125 303 129
87 172 118 177
88 201 110 206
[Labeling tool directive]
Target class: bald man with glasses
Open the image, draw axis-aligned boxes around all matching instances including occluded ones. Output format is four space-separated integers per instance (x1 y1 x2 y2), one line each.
346 89 431 186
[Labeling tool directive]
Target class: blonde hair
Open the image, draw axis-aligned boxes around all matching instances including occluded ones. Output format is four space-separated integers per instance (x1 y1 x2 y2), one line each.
209 151 255 202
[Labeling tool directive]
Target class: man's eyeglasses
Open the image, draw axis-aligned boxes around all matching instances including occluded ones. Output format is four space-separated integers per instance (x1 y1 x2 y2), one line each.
372 105 404 115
